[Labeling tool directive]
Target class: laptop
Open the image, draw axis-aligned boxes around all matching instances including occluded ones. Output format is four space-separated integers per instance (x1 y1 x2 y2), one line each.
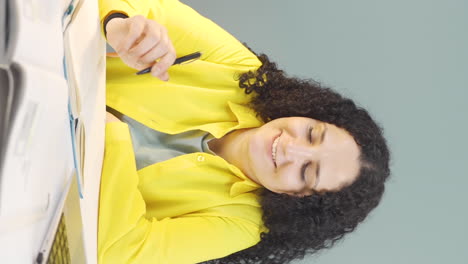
35 174 86 264
0 0 16 172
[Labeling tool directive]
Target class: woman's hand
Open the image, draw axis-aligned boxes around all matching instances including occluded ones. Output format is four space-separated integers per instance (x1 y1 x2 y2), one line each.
106 112 122 123
106 15 176 81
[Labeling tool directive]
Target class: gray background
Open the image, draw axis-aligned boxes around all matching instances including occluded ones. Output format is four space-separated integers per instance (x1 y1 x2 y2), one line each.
184 0 468 263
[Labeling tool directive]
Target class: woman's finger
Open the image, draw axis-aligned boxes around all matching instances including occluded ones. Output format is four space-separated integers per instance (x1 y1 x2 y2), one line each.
138 43 166 65
138 30 171 65
151 48 176 81
119 16 146 53
159 72 170 82
129 31 161 59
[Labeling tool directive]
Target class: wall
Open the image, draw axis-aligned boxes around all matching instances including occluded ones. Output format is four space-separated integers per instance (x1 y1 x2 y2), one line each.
184 0 468 263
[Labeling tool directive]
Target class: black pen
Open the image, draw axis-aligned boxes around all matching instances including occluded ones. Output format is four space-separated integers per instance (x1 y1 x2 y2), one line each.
136 51 202 75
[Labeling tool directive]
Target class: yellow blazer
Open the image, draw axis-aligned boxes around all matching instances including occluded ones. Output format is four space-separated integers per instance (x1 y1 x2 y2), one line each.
98 0 267 263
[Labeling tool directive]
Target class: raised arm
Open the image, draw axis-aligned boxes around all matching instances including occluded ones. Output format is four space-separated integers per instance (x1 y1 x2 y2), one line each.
99 0 261 79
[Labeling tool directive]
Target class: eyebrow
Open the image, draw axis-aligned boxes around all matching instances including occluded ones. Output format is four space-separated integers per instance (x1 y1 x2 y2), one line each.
320 124 327 145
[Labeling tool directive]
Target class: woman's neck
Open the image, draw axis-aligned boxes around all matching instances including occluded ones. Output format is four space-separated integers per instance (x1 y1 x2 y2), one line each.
207 129 246 161
207 128 260 184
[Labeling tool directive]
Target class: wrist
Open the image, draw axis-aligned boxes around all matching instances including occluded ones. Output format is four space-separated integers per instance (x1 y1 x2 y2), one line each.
103 12 128 37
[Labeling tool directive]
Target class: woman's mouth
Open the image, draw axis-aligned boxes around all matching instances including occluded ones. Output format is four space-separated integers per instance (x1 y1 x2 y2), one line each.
271 134 280 167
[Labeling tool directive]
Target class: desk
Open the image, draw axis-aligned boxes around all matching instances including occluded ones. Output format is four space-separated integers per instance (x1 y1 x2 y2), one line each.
0 0 105 263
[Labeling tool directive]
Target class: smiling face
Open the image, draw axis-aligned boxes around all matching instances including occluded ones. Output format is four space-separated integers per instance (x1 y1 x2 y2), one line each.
244 117 361 196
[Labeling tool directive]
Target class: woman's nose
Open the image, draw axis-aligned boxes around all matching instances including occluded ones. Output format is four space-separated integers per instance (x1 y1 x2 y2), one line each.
282 136 319 162
285 142 318 159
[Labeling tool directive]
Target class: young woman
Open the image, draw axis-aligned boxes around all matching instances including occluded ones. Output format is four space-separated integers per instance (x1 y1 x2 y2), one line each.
99 0 391 263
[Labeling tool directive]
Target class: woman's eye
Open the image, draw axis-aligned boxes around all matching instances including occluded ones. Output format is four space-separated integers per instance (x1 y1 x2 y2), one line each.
301 162 311 182
308 127 313 143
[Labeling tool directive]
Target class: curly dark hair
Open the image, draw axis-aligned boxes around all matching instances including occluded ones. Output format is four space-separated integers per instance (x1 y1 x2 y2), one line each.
201 53 391 264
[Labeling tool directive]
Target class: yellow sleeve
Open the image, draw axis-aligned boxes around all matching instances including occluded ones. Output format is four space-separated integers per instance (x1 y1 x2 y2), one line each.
99 0 260 66
99 122 259 264
99 0 152 20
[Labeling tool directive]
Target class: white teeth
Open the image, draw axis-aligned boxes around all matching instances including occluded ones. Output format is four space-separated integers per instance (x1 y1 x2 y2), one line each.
272 136 279 165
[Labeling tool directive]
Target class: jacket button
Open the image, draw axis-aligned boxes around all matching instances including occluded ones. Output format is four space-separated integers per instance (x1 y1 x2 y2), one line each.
197 155 205 162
